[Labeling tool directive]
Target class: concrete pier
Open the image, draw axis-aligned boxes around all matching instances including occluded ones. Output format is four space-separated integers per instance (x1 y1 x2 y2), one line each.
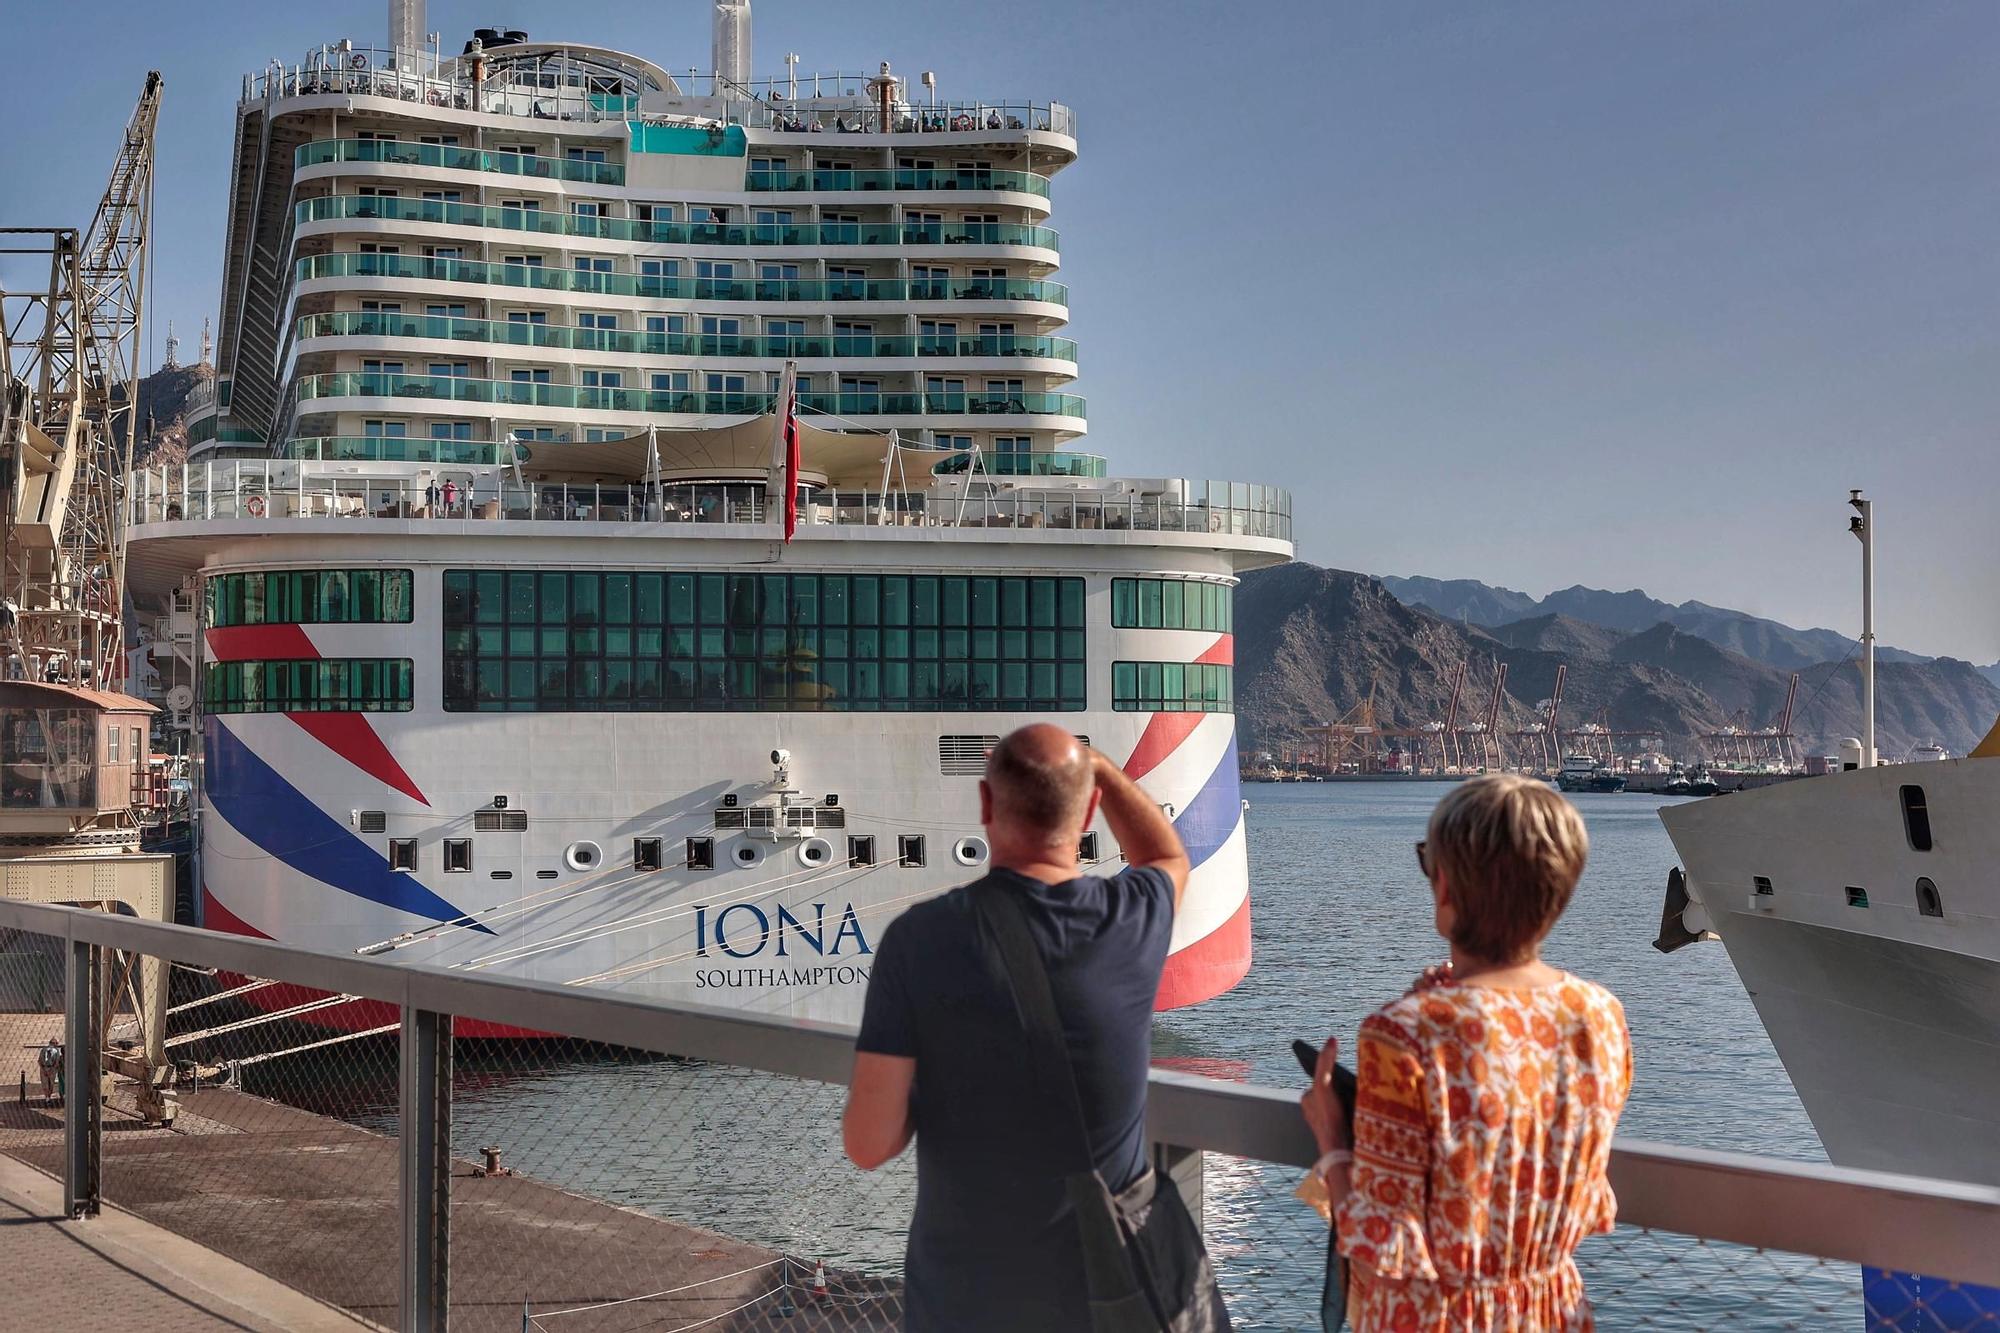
0 1079 897 1331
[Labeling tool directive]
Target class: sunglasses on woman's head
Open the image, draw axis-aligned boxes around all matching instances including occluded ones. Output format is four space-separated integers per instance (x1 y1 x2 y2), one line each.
1415 840 1432 879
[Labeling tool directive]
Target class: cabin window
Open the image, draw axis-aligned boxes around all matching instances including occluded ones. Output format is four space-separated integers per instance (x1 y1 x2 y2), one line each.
106 726 120 763
130 728 143 762
388 839 418 872
443 839 472 873
1916 877 1943 918
206 569 414 627
440 570 1087 712
202 659 414 713
899 834 926 868
848 835 876 867
1753 876 1774 897
1899 785 1933 852
1112 662 1235 714
685 837 714 870
1111 578 1233 633
634 837 663 872
1844 887 1869 908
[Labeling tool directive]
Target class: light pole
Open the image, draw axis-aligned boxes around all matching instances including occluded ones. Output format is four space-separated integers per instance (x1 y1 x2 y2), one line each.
1848 489 1874 768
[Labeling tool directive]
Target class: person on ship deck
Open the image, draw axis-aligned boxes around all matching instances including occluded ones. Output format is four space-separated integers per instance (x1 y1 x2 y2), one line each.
1298 774 1632 1332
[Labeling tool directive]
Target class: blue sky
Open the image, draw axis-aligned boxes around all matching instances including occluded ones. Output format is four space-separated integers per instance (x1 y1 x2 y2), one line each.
5 1 1997 660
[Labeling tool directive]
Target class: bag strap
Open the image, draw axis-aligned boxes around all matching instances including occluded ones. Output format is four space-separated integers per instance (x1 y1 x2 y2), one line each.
972 882 1096 1176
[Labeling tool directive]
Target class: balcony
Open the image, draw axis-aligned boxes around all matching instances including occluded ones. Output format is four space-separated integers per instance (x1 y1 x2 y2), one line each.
747 167 1051 199
295 139 625 187
297 195 1060 253
129 460 1289 541
931 450 1107 478
296 311 1078 364
280 436 513 464
294 372 1085 422
295 253 1070 307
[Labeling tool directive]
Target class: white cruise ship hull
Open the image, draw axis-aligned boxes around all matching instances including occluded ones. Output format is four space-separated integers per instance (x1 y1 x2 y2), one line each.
1658 759 2000 1185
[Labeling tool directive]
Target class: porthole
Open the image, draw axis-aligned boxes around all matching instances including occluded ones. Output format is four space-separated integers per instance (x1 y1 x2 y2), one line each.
564 840 602 872
952 836 989 867
798 837 834 868
733 842 765 869
1916 877 1944 918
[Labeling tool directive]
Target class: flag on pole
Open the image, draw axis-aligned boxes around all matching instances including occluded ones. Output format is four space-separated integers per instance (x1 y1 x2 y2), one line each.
769 361 801 542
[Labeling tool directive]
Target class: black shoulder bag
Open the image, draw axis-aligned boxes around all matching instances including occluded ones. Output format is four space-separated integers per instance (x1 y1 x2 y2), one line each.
974 886 1232 1333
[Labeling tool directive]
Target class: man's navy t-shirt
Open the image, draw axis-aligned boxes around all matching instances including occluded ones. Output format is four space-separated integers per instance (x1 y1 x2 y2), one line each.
855 865 1175 1332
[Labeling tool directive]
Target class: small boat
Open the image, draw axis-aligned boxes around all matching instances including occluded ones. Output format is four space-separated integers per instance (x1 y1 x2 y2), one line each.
1555 754 1627 794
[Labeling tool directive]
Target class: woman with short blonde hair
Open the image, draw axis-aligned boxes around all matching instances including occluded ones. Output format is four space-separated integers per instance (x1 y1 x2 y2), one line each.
1300 775 1631 1332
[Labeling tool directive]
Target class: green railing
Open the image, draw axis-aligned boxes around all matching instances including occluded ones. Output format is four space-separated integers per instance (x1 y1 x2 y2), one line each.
296 311 1078 363
295 373 1087 420
745 167 1051 199
281 437 514 464
931 451 1106 478
296 253 1069 307
296 139 624 185
295 196 1060 252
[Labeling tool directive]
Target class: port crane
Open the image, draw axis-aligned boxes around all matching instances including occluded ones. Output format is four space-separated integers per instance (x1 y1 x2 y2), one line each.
1456 660 1508 772
1511 663 1566 775
0 71 161 690
1702 672 1801 771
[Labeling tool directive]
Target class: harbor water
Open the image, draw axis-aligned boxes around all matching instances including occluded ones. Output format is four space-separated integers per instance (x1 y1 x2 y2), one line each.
297 782 1839 1328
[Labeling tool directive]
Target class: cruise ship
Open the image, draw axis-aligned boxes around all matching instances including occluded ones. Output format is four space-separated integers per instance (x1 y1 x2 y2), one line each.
126 2 1292 1026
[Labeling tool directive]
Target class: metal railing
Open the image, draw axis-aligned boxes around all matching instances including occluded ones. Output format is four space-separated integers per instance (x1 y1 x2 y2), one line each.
2 897 1997 1333
298 139 626 186
124 462 1294 543
296 313 1079 365
292 374 1086 422
297 196 1062 253
296 252 1071 308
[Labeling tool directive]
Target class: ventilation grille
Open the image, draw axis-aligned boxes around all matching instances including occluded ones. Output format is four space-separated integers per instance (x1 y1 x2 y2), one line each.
939 735 999 776
714 807 748 829
784 805 846 830
358 811 386 834
475 810 528 832
746 806 777 830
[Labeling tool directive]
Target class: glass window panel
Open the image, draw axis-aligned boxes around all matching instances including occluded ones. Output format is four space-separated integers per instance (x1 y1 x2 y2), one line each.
572 575 601 625
970 661 997 705
792 575 819 625
604 574 632 624
698 574 725 623
1000 579 1027 627
911 577 938 627
476 571 505 621
1140 580 1163 629
970 578 997 628
942 578 968 627
1161 580 1184 631
727 575 760 627
943 629 969 661
851 576 880 626
1030 662 1056 703
1112 578 1135 628
538 572 567 623
1163 663 1185 707
1001 662 1028 701
1030 579 1056 628
1059 662 1085 706
822 575 849 625
637 574 665 625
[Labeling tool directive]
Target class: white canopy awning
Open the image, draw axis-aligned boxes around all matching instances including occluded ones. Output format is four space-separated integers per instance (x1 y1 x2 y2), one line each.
514 415 955 489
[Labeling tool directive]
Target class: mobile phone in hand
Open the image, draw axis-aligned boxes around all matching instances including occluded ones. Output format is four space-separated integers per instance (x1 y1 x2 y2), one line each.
1293 1037 1359 1127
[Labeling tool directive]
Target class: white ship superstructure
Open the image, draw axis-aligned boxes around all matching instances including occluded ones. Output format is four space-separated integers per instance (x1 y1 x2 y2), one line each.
131 3 1291 1030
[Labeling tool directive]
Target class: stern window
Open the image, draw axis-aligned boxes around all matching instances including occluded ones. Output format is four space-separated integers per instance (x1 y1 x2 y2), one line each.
388 839 418 872
898 834 926 868
685 837 714 870
1899 785 1933 852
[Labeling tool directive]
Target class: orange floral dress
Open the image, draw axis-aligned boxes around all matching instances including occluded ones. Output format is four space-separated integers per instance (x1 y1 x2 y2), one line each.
1334 976 1632 1332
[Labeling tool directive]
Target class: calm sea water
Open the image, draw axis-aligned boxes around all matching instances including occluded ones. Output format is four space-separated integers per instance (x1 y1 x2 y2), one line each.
307 783 1848 1328
1165 782 1818 1158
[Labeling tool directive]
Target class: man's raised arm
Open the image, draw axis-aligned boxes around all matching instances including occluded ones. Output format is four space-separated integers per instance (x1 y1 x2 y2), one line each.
1090 750 1190 911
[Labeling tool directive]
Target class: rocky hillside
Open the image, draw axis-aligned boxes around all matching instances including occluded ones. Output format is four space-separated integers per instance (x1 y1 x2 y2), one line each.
1237 563 2000 761
132 361 212 467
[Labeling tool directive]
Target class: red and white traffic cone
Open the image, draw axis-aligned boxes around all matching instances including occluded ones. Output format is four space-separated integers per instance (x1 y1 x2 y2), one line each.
810 1259 828 1303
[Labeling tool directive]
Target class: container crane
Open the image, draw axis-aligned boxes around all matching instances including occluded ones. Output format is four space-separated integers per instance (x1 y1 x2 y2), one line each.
0 71 161 690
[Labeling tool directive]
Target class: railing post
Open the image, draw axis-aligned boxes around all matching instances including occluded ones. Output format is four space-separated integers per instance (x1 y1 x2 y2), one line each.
400 1006 452 1332
64 935 100 1218
1157 1143 1204 1234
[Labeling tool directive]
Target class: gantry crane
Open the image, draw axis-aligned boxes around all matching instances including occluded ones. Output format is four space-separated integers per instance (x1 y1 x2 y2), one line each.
0 71 161 690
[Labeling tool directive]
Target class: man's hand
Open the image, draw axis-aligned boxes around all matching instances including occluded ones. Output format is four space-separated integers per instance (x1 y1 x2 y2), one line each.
1300 1036 1350 1156
1088 749 1190 910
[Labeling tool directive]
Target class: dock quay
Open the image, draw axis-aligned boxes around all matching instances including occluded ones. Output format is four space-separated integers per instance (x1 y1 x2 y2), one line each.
6 897 2000 1331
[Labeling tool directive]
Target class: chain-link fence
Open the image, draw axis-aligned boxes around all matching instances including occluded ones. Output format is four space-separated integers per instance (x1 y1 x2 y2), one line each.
3 902 1997 1332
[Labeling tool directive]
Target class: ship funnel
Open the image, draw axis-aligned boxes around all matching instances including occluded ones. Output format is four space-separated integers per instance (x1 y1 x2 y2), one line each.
713 0 751 92
389 0 425 70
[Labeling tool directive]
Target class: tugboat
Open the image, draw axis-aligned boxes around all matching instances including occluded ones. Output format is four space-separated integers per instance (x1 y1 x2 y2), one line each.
1555 754 1626 794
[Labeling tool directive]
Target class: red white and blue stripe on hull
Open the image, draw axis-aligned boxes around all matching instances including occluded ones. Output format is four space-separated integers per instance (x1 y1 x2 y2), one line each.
196 624 1251 1028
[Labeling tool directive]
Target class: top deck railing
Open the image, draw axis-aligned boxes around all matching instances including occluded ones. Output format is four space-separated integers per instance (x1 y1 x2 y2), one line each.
245 48 1075 138
2 896 1997 1332
124 459 1293 544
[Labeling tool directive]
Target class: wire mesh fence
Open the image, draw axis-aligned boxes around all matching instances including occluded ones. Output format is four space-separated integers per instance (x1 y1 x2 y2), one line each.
2 913 1997 1332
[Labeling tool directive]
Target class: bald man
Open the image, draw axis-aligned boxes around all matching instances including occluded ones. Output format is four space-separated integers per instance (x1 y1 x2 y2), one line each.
843 724 1190 1332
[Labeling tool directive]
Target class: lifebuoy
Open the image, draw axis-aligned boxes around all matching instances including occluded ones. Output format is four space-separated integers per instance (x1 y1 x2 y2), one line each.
349 53 368 70
245 494 267 518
